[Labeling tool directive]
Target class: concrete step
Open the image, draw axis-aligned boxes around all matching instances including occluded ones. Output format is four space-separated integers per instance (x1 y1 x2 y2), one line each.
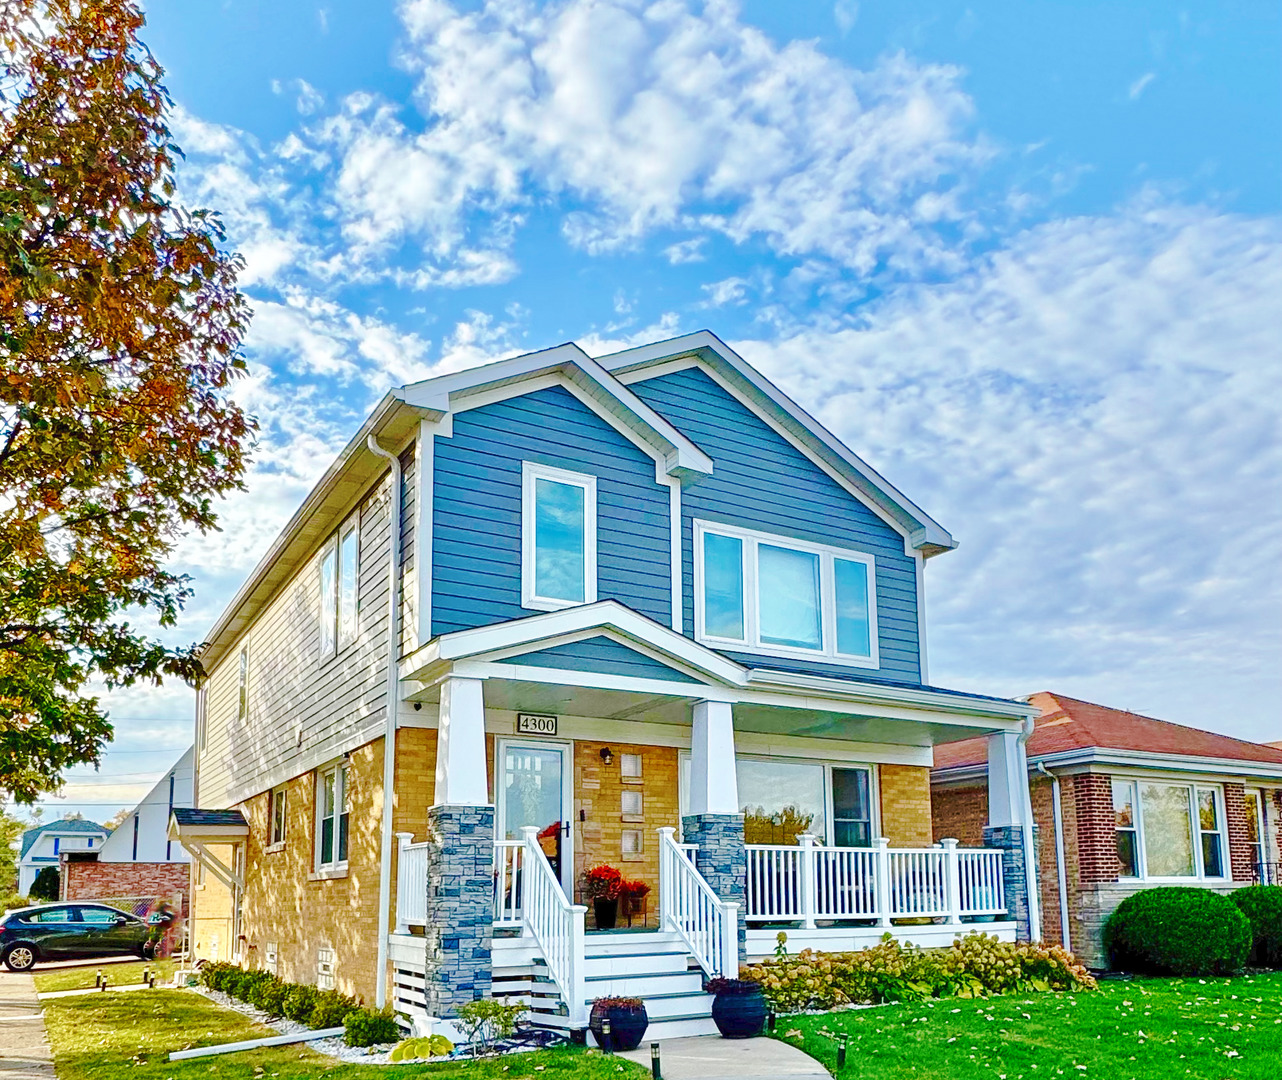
584 969 705 997
582 931 685 956
582 949 691 977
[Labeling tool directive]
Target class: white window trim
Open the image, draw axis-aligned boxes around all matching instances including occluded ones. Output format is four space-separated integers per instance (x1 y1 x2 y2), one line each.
1245 788 1269 868
521 461 598 612
313 760 349 875
337 515 360 649
693 519 879 669
237 646 250 723
268 785 288 850
319 536 338 659
1113 776 1231 882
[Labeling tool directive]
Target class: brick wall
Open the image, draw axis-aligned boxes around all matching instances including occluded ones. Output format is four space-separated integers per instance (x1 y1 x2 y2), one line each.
190 843 235 963
931 784 986 848
1072 773 1118 884
879 765 933 845
62 860 189 916
1223 783 1254 881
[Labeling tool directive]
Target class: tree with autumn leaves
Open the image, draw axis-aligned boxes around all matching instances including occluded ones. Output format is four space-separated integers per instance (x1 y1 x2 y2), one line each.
0 0 253 801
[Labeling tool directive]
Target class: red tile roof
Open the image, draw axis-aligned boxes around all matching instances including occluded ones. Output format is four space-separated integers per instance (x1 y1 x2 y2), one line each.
933 691 1282 771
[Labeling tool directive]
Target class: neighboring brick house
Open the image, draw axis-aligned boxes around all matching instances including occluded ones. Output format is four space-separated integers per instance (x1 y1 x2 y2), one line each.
932 691 1282 968
173 331 1043 1037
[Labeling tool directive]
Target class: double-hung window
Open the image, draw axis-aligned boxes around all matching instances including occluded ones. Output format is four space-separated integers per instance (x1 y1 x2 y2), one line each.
270 786 288 847
319 514 359 657
695 521 878 667
521 462 597 611
1244 789 1267 878
1111 777 1228 880
315 762 349 870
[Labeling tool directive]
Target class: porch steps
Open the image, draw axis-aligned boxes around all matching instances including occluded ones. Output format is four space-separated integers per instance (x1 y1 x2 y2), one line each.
492 930 719 1041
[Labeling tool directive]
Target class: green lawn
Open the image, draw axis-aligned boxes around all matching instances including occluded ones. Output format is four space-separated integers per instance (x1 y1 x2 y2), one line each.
41 989 647 1079
775 972 1282 1080
34 958 176 994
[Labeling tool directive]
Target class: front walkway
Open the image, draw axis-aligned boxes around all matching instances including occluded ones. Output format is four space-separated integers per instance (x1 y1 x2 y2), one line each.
619 1035 828 1080
0 972 55 1079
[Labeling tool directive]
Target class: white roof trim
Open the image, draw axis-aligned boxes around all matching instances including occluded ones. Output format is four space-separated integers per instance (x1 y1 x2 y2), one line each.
596 331 956 556
933 745 1282 784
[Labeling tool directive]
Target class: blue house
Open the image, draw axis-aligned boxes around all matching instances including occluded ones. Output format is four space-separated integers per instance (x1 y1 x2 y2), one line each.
175 331 1039 1038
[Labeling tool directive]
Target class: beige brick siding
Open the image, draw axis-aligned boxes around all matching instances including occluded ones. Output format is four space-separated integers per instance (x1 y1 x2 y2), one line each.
931 783 987 848
879 764 933 845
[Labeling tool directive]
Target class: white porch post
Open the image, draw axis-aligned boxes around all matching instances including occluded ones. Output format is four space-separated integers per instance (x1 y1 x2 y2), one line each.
434 676 488 806
798 833 818 930
688 699 738 814
940 837 962 925
987 731 1025 828
985 728 1041 942
873 837 892 927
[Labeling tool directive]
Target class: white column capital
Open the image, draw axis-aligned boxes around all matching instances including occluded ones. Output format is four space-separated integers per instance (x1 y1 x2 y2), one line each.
434 675 490 806
689 699 738 816
986 730 1027 829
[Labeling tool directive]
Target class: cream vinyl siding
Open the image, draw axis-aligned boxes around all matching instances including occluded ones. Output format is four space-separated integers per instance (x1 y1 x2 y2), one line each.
199 458 413 808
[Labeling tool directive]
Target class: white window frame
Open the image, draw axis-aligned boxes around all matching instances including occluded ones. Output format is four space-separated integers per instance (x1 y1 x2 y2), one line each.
269 785 288 849
521 462 598 612
313 760 349 874
1245 788 1268 872
319 537 338 658
1112 776 1230 882
693 520 879 668
237 646 249 723
319 512 359 659
337 516 360 649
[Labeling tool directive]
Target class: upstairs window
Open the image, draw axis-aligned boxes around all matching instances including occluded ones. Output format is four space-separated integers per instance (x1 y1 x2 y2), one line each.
319 514 359 656
521 462 597 611
237 646 249 722
270 786 288 847
694 521 878 667
315 762 349 870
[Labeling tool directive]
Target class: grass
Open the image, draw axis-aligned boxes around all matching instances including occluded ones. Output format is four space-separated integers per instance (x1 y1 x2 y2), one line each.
33 958 176 994
41 988 648 1079
774 972 1282 1080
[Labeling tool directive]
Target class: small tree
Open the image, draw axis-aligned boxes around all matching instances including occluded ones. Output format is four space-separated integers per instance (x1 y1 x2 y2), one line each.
29 865 58 901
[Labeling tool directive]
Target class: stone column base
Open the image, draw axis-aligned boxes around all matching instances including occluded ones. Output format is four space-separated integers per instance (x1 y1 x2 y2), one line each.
424 804 494 1016
681 813 746 962
984 823 1040 942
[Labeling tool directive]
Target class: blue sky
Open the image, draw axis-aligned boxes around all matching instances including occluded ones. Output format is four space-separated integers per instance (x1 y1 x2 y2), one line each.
22 0 1281 821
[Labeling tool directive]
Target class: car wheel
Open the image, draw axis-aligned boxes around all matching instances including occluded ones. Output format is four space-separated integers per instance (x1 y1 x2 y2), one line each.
3 944 37 972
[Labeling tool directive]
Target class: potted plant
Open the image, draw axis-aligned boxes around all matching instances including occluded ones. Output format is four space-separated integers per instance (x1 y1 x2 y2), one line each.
582 864 623 930
621 879 651 926
589 996 648 1051
705 977 768 1039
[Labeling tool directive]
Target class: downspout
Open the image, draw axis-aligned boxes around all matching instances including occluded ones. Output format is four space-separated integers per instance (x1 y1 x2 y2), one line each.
1017 714 1042 941
366 435 402 1008
1035 761 1070 954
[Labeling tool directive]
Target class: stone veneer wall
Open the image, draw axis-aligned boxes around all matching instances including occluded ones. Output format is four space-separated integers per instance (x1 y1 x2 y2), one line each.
681 813 746 962
982 824 1040 943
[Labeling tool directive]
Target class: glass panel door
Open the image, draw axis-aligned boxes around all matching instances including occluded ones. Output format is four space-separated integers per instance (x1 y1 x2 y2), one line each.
498 741 572 894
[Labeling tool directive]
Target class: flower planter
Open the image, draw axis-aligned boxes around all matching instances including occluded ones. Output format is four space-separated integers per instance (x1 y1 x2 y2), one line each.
589 999 648 1051
708 980 767 1039
593 897 619 930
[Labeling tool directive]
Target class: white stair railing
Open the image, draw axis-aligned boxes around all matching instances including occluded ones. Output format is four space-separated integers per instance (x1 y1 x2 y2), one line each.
657 827 738 979
518 826 587 1026
493 839 524 926
394 833 429 932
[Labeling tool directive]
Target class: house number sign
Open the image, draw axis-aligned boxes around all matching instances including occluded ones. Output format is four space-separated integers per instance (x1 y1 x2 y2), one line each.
516 713 558 736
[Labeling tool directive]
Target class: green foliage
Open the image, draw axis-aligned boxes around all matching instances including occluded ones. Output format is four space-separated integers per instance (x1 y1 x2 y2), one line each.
282 983 321 1024
29 866 59 901
388 1033 455 1062
742 932 1096 1012
308 988 357 1030
1105 886 1251 975
342 1005 401 1047
0 808 22 892
455 998 527 1054
253 978 291 1018
1231 884 1282 968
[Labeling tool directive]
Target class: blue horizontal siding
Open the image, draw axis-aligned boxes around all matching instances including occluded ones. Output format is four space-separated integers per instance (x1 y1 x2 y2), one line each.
432 386 671 634
629 366 922 685
495 636 703 683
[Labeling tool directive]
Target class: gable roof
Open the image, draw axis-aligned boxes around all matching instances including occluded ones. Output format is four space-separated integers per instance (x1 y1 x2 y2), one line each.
596 330 956 556
20 818 106 860
933 691 1282 778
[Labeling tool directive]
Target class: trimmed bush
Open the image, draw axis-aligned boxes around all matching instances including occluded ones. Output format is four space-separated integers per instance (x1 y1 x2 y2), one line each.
343 1005 401 1047
1105 886 1251 975
309 988 358 1029
283 984 321 1024
741 932 1095 1012
1232 884 1282 968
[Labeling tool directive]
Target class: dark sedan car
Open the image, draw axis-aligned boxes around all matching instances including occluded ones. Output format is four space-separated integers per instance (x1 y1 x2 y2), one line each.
1 903 152 971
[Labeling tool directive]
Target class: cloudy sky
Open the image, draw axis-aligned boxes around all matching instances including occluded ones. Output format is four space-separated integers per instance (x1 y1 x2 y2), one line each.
27 0 1281 821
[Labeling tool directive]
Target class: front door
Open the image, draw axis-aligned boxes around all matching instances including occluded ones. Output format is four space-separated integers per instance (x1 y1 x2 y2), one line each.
496 740 574 896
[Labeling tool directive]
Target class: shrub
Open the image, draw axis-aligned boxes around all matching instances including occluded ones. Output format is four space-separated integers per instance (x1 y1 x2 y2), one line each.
255 979 291 1018
29 867 59 902
388 1035 454 1062
1232 884 1282 968
199 961 236 992
343 1005 401 1047
741 932 1095 1012
309 988 358 1029
283 984 321 1024
455 998 526 1055
1105 886 1251 975
246 973 285 1012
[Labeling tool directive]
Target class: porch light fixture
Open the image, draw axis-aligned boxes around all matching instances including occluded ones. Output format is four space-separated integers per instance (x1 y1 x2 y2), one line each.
599 747 614 766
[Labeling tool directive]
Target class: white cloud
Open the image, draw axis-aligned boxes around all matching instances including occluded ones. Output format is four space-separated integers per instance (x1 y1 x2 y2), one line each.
664 237 707 264
1128 72 1156 100
701 275 749 307
834 0 859 36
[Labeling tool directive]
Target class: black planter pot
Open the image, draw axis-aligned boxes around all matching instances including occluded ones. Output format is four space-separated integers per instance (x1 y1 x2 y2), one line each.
711 984 768 1039
593 897 619 930
589 1001 649 1051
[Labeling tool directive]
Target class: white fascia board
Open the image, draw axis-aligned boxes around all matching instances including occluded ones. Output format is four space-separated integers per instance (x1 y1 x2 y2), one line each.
450 659 738 702
596 330 956 556
399 343 713 480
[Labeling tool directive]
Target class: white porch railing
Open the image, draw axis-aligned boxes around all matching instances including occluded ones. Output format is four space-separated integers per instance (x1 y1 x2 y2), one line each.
745 836 1007 927
493 839 524 926
394 833 430 933
658 827 739 978
518 826 587 1026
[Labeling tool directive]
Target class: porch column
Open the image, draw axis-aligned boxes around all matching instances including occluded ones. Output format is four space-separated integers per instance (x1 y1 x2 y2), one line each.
424 675 494 1016
984 730 1040 942
682 699 746 962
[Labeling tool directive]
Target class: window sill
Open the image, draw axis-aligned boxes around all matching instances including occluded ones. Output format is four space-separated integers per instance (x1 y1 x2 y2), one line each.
521 595 592 613
265 842 286 855
310 864 349 881
696 634 879 670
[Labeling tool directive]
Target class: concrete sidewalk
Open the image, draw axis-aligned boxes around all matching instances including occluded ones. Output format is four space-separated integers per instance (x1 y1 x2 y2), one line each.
0 973 56 1079
619 1035 828 1080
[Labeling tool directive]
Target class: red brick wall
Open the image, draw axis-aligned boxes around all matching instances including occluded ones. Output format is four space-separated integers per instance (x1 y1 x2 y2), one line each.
62 860 190 916
1073 774 1119 884
1223 784 1254 881
930 785 987 847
